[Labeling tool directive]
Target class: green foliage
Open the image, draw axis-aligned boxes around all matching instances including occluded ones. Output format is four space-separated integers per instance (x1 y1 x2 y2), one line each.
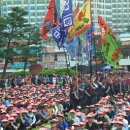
40 70 55 76
0 7 42 75
9 68 76 77
9 71 30 77
55 68 76 75
16 24 42 70
0 7 28 77
40 68 76 76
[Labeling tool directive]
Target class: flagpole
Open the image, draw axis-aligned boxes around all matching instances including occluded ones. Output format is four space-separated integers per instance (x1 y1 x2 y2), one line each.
89 46 92 78
63 46 70 78
93 23 97 75
94 37 97 74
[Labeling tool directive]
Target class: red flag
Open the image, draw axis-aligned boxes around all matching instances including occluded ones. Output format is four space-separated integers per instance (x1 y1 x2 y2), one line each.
41 0 58 41
98 16 113 46
73 4 79 19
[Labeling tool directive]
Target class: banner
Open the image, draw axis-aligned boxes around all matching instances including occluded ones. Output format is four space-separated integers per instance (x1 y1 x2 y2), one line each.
52 26 67 48
86 24 95 60
102 34 122 66
98 16 122 66
52 0 73 48
68 0 92 43
60 0 73 29
64 37 82 59
98 16 113 46
55 0 60 19
41 0 58 41
73 3 79 19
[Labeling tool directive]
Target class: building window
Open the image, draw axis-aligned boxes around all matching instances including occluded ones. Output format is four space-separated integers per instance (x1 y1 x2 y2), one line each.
37 6 44 10
7 1 12 5
24 0 28 4
24 6 28 10
31 6 35 10
30 12 35 16
37 11 44 16
30 0 35 4
37 17 43 22
31 18 35 22
37 0 43 4
8 7 12 11
14 1 21 5
54 55 57 61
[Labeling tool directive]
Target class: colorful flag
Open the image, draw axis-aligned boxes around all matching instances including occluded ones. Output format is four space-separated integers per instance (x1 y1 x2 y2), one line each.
86 24 95 60
60 0 73 29
98 16 122 66
73 3 79 19
55 0 60 19
52 0 73 48
52 26 67 48
64 36 82 59
41 0 58 41
68 0 92 43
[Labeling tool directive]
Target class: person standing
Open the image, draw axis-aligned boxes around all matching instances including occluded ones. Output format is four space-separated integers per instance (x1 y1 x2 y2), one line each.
69 78 79 109
85 113 98 130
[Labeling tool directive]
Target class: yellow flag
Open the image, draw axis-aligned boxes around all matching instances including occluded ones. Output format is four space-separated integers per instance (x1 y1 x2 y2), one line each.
68 0 92 43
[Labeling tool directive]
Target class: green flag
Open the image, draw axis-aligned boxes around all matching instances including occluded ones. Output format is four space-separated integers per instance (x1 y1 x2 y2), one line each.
98 16 122 67
102 33 123 67
55 0 60 19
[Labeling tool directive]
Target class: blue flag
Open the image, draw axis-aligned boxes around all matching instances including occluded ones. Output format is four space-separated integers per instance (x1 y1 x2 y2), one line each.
60 0 73 28
86 24 95 60
64 36 82 59
52 0 73 49
52 26 67 48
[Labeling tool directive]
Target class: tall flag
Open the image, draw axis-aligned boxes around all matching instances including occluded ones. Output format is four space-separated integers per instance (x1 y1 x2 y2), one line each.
52 0 73 48
98 16 122 67
73 3 79 19
41 0 58 41
86 24 95 60
55 0 60 19
68 0 92 43
64 36 82 59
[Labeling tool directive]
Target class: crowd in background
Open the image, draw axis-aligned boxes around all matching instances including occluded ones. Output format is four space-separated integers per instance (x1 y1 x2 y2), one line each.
0 71 130 130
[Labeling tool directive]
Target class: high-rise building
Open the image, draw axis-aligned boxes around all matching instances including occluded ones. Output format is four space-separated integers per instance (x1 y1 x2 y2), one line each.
0 0 50 24
92 0 130 34
1 0 129 34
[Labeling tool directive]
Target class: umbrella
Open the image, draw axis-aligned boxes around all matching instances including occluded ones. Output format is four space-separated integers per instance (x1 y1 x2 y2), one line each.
101 65 112 70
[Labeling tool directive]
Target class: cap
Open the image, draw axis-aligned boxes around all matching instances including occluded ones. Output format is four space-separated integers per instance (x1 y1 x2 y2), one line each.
72 123 80 127
1 111 6 114
8 117 15 121
69 109 75 114
39 127 48 130
79 122 85 126
76 106 81 110
86 112 95 118
57 114 64 118
32 110 37 113
90 105 95 108
11 113 18 117
50 118 59 123
2 119 9 123
98 111 105 115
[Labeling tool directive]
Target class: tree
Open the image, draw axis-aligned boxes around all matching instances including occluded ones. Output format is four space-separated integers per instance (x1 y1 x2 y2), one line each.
17 25 42 71
0 7 28 77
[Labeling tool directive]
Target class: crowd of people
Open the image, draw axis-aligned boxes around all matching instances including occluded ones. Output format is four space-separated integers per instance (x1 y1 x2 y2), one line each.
0 71 130 130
